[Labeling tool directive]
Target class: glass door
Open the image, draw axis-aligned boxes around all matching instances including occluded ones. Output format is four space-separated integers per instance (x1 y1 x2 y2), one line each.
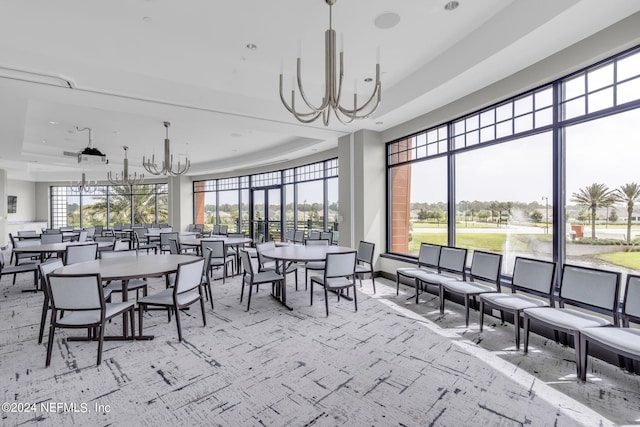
251 187 282 242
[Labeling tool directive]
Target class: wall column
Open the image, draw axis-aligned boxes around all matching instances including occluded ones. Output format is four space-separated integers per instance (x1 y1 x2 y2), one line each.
168 175 193 231
0 169 7 247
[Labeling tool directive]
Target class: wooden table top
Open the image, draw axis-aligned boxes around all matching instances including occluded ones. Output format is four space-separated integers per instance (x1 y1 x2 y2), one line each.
55 254 199 281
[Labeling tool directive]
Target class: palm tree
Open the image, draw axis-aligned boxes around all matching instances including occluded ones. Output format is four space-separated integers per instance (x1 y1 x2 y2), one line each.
616 182 640 244
571 183 617 239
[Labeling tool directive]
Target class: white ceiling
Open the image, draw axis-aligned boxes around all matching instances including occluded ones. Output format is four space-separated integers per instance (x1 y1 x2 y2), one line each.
0 0 639 182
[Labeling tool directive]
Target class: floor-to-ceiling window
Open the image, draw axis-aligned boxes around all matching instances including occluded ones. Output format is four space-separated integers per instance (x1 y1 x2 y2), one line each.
387 45 640 277
50 183 169 227
193 158 338 242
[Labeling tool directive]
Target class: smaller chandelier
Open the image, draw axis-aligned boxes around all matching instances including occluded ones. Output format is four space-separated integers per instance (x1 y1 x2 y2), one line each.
279 0 381 125
142 121 190 176
108 146 144 186
70 172 97 194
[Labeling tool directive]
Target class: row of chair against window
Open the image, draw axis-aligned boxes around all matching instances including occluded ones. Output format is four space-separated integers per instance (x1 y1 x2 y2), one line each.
283 229 334 244
395 242 640 382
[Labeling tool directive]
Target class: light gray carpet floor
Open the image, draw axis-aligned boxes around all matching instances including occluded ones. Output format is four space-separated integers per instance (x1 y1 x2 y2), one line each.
1 255 639 426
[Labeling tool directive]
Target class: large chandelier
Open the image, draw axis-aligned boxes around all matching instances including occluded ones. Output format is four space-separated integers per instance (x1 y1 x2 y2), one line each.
142 121 190 176
279 0 381 126
108 146 144 186
70 172 97 194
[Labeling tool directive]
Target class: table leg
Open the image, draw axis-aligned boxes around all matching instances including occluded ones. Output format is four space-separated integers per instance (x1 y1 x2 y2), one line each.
270 260 293 311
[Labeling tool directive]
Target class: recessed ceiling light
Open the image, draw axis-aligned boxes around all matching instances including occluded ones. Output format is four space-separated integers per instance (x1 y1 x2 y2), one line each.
42 139 47 143
444 1 459 11
246 43 257 50
49 121 57 125
374 12 400 30
142 16 152 22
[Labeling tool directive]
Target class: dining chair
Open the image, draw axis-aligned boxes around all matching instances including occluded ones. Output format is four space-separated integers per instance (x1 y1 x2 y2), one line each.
413 246 468 304
84 227 96 241
308 230 321 240
137 258 206 342
219 225 228 235
256 241 298 289
396 243 441 295
239 249 284 311
37 259 65 344
45 272 135 366
293 230 305 244
133 230 157 254
212 224 221 235
309 251 357 316
523 264 621 379
64 243 98 265
95 236 116 253
439 250 503 327
284 230 295 243
159 231 179 253
0 250 39 290
168 238 181 255
479 257 556 349
9 233 40 266
76 230 88 242
201 247 214 309
579 274 640 381
201 240 234 283
304 239 329 290
100 249 148 300
355 241 376 293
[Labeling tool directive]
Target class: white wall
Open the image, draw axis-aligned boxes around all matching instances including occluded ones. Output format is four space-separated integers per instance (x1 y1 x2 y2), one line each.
6 180 37 222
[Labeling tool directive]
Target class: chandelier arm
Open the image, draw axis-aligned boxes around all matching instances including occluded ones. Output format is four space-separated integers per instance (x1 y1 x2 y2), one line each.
296 57 330 112
279 76 321 118
333 49 344 109
337 80 381 117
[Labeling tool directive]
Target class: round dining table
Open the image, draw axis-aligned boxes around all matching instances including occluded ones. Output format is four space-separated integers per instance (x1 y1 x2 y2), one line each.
13 240 113 266
260 245 355 310
57 254 199 339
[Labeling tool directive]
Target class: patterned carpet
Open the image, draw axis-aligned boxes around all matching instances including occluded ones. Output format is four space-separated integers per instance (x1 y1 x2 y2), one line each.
1 253 639 426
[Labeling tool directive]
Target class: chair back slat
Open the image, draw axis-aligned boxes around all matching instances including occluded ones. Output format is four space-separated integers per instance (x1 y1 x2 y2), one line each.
438 247 467 275
41 233 63 244
511 257 556 296
240 249 254 276
305 239 329 246
308 230 321 240
48 273 103 310
560 265 620 312
100 249 137 259
168 239 181 254
325 252 357 278
293 230 304 243
256 241 276 267
357 241 375 264
623 275 640 321
201 240 225 258
469 251 502 285
65 243 98 265
175 258 205 294
417 243 441 269
39 259 64 298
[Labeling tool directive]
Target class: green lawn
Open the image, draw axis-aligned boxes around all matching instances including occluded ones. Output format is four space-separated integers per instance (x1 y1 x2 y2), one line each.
595 252 640 269
409 232 535 253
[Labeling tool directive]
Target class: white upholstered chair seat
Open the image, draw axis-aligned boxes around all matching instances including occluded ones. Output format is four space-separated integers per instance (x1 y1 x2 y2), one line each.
480 293 548 311
524 307 611 330
311 276 354 289
252 270 284 284
57 302 134 326
441 280 495 295
138 289 200 307
413 270 458 285
580 327 640 355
